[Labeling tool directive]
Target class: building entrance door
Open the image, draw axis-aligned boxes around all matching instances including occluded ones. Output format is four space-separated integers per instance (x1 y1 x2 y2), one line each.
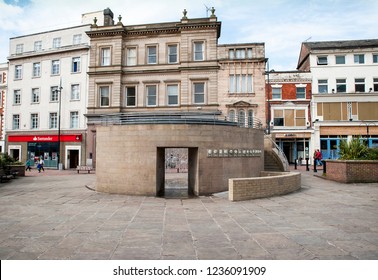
156 147 198 198
68 150 79 169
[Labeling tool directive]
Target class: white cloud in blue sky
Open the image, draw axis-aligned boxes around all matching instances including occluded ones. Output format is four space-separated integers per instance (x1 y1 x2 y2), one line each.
0 0 377 70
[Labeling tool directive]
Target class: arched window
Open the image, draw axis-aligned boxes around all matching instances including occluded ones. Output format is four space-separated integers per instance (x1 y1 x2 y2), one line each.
238 110 245 127
248 110 254 128
229 110 235 122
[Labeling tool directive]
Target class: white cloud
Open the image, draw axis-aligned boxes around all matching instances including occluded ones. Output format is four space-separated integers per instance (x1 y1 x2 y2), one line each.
0 0 377 68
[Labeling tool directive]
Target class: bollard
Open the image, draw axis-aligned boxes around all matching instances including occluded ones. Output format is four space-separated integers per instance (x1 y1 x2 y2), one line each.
314 160 317 172
322 160 326 174
294 159 297 170
306 158 309 171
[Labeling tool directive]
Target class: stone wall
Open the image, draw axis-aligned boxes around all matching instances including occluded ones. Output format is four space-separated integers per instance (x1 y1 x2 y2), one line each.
325 160 378 183
96 124 264 195
229 171 301 201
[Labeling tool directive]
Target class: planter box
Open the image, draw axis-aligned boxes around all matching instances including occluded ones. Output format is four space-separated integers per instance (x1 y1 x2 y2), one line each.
5 165 26 177
325 160 378 183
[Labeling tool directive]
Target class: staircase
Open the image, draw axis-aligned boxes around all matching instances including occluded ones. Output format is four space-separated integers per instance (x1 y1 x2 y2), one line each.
264 135 289 172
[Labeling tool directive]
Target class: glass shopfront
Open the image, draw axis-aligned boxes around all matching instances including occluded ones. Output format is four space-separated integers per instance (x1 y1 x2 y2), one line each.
27 142 59 168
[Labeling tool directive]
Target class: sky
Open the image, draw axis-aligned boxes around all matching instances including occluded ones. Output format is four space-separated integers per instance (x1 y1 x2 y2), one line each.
0 0 377 70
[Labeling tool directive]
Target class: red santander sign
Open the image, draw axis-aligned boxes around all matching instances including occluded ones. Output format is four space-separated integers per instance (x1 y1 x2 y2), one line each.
8 134 82 142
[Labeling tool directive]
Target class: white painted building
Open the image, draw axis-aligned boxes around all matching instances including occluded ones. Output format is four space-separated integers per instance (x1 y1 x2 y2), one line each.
297 39 378 159
0 62 7 153
6 21 94 168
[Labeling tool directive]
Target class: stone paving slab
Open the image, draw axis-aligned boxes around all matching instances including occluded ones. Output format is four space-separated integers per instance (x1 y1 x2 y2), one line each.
0 168 377 260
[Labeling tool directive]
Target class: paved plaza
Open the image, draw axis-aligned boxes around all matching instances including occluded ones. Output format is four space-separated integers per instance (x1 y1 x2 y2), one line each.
0 166 377 260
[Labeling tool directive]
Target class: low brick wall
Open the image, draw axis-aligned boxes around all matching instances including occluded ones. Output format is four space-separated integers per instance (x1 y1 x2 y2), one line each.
229 171 301 201
325 160 378 183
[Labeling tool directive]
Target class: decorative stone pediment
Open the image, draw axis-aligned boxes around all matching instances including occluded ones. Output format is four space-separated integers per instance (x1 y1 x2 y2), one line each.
226 101 258 108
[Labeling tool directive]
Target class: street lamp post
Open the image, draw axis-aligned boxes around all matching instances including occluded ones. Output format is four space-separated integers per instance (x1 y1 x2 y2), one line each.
264 60 274 135
54 83 63 170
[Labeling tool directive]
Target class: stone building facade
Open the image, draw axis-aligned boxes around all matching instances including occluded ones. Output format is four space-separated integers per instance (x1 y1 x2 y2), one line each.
85 8 266 195
85 8 267 167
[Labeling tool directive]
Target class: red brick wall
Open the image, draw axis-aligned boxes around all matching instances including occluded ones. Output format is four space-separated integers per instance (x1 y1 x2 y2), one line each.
325 160 378 183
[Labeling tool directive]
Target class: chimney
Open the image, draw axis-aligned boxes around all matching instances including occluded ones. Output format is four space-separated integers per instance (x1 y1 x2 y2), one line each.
103 8 114 26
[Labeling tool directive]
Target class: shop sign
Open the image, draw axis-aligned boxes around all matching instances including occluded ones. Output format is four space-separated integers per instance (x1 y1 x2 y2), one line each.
8 134 82 142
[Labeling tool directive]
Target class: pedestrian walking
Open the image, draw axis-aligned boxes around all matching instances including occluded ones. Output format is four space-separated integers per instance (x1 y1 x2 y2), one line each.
25 159 32 171
39 157 45 172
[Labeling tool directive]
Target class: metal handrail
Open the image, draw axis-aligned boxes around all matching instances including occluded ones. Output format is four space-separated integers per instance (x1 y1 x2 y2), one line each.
264 135 289 171
92 111 264 129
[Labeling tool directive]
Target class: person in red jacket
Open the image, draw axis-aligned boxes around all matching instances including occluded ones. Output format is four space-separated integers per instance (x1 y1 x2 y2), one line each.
315 149 323 166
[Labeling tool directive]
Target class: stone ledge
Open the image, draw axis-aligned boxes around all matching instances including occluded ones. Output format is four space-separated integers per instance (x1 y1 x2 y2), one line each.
229 171 301 201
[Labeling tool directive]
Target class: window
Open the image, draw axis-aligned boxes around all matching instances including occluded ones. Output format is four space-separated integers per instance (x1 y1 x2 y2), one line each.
238 110 245 127
193 82 205 104
296 86 306 99
335 55 345 64
33 62 41 77
50 86 59 102
229 74 253 94
70 111 79 128
229 110 235 122
72 57 81 73
374 54 378 63
168 45 178 63
355 78 365 92
73 34 82 45
71 84 80 100
374 78 378 92
229 48 253 59
15 65 22 79
194 42 204 61
235 49 246 59
167 84 179 106
317 56 328 65
147 46 157 64
31 113 39 129
248 110 254 128
125 86 136 107
51 60 60 75
295 110 306 126
13 90 21 104
49 112 57 129
146 85 157 106
354 54 365 64
336 79 347 93
53 37 61 48
272 87 282 99
273 110 284 126
127 47 137 66
34 41 42 51
12 115 20 130
31 88 40 103
101 48 111 66
16 44 23 54
318 79 328 93
229 49 234 59
99 86 110 107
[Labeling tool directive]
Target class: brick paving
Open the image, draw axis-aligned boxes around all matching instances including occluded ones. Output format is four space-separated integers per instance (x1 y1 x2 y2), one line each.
0 167 377 260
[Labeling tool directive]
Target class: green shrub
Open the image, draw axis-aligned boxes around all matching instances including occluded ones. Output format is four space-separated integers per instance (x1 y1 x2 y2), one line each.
364 148 378 160
0 153 23 169
338 137 369 160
